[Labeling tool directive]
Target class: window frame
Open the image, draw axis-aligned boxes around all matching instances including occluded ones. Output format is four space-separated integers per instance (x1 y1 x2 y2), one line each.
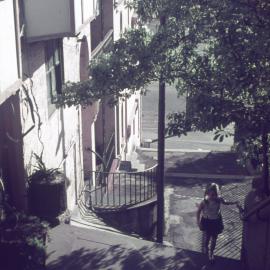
45 39 64 117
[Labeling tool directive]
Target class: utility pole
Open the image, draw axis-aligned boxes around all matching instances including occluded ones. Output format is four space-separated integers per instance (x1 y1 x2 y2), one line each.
156 14 166 243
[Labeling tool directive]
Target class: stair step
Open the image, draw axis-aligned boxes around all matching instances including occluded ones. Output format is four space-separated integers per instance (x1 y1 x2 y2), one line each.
70 200 121 234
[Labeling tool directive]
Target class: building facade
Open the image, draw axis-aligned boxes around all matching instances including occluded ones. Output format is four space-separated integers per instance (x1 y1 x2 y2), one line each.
114 0 142 163
0 0 141 213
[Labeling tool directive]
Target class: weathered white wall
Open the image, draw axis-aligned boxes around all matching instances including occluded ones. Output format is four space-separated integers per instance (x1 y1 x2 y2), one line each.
62 25 93 209
0 0 19 101
113 1 131 40
126 92 141 154
113 2 141 160
77 0 97 31
20 27 93 210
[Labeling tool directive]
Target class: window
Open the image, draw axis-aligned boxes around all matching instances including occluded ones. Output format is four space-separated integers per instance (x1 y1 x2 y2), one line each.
45 39 64 116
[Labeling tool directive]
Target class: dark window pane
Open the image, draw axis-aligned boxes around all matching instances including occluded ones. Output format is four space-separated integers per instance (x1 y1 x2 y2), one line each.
55 64 62 95
50 68 57 99
45 39 63 111
46 72 52 101
54 46 60 65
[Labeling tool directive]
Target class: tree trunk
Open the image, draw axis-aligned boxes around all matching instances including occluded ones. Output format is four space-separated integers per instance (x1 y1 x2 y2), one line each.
262 128 270 196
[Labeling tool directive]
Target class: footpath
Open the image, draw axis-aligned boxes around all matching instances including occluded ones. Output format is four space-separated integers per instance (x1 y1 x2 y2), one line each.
46 151 249 269
137 150 252 260
46 224 241 270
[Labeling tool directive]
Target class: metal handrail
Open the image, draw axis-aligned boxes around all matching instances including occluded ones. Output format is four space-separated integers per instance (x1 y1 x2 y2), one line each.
91 29 113 58
119 164 158 175
241 196 270 221
82 164 158 209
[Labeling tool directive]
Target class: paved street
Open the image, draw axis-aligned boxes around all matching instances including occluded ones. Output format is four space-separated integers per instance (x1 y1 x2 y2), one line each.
137 150 252 260
141 81 250 260
142 82 234 151
164 177 251 260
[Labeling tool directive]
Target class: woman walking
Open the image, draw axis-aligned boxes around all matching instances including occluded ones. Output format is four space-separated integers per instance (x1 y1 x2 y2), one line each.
196 183 240 262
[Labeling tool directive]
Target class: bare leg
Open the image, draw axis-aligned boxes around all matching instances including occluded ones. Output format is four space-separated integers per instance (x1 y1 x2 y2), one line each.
209 235 218 260
204 233 211 254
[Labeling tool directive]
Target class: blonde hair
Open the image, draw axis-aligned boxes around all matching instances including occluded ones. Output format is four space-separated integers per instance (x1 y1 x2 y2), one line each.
204 183 220 201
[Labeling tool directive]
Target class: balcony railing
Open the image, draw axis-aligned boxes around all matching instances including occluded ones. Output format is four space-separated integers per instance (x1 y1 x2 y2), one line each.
80 164 158 210
241 195 270 221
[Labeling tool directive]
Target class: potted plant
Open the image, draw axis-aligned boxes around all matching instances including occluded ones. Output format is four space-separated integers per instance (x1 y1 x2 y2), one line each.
0 211 48 270
28 154 67 224
0 179 48 270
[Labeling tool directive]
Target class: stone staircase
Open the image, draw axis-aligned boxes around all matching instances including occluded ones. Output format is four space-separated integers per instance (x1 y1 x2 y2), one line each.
125 151 146 171
70 199 121 234
126 149 157 171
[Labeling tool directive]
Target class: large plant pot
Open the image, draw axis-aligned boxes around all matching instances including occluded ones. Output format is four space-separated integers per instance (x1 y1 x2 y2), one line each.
29 174 67 220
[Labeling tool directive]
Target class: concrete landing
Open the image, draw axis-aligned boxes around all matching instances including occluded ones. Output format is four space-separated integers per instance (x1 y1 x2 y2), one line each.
46 224 242 270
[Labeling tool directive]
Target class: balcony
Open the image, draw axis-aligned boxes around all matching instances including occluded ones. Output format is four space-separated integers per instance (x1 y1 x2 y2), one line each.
23 0 101 42
23 0 73 42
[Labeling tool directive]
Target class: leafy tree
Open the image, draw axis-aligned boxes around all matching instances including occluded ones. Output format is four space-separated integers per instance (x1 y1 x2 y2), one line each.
167 0 270 195
58 0 201 242
58 0 270 241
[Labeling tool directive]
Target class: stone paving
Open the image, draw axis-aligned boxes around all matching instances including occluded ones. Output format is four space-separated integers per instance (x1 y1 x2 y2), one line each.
47 224 242 270
137 149 252 260
164 177 251 260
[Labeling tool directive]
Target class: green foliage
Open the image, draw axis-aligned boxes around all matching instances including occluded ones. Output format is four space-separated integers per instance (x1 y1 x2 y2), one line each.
58 28 154 107
57 1 205 107
0 210 48 269
0 181 48 269
29 153 62 184
57 0 270 169
166 0 270 164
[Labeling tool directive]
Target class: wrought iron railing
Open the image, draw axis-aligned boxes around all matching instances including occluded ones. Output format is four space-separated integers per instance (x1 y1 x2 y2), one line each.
104 132 115 172
241 195 270 221
81 164 158 210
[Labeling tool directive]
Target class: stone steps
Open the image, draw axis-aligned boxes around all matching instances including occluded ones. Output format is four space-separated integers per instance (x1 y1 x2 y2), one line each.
70 200 121 234
125 151 146 171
